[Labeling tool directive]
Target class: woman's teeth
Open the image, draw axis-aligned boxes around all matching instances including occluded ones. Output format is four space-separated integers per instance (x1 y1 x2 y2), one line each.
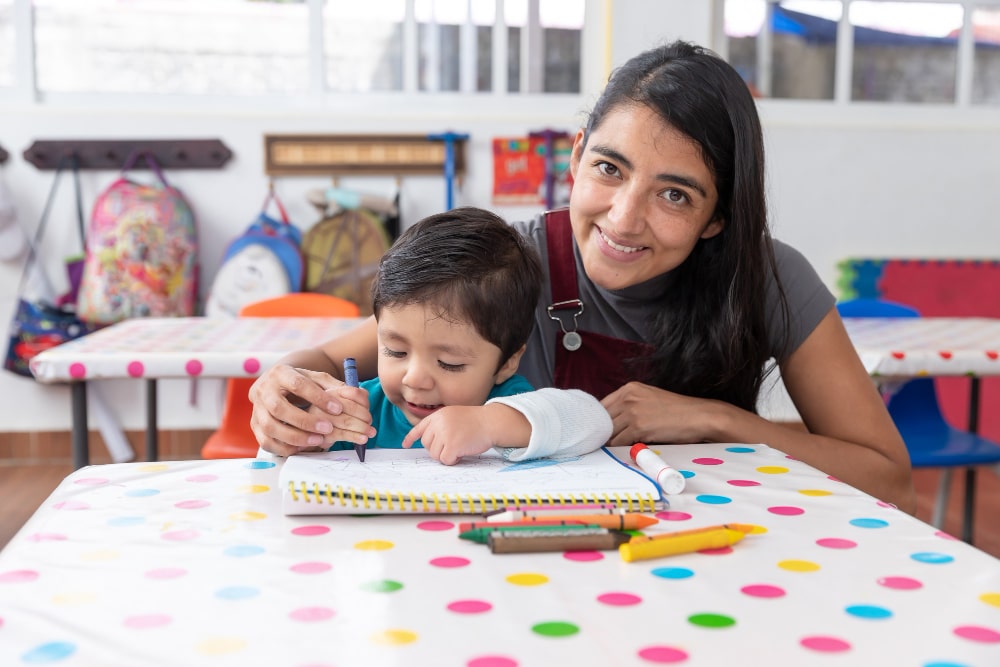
600 229 641 253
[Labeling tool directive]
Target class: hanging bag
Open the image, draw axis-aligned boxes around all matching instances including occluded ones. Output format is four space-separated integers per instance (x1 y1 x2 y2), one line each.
4 155 101 378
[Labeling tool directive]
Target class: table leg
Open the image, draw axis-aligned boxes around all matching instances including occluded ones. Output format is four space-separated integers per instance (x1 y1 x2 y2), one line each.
71 382 89 469
146 379 158 462
961 377 981 545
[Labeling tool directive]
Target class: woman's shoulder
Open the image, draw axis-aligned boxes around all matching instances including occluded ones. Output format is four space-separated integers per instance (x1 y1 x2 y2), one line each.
509 211 548 248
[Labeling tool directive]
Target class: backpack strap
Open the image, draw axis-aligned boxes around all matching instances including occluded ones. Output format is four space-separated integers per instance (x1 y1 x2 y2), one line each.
121 149 171 188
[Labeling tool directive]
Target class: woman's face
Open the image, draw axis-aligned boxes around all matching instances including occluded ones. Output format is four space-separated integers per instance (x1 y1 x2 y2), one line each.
568 104 723 291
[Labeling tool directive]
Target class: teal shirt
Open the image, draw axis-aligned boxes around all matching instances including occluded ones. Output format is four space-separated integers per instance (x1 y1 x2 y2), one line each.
328 374 534 451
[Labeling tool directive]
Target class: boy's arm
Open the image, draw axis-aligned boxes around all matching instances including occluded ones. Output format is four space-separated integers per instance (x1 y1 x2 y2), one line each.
487 388 612 461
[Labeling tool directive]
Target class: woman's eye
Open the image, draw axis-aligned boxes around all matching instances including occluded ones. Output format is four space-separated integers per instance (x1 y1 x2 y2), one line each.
596 161 620 178
438 361 465 372
662 188 688 204
382 347 405 359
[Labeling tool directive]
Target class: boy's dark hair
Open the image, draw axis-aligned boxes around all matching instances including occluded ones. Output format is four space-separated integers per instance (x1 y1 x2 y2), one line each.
371 207 542 367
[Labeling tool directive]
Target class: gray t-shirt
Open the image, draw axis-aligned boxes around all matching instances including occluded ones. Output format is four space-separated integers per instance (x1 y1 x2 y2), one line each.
511 215 835 391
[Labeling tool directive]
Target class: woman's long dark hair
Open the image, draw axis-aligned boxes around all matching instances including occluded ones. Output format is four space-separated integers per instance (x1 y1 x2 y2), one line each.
582 41 789 412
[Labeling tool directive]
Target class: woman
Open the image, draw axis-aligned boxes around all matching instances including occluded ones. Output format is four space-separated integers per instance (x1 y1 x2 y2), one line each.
248 41 915 513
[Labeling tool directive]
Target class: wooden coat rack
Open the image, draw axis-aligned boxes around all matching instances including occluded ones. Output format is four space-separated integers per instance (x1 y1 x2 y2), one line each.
23 139 232 170
263 134 465 177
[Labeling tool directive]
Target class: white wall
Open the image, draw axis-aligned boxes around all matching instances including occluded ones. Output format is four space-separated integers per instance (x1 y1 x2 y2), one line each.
2 3 999 434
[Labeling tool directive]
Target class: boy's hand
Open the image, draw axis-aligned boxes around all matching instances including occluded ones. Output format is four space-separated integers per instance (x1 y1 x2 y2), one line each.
403 404 526 465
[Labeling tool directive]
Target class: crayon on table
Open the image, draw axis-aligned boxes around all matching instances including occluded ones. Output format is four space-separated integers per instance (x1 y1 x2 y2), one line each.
457 519 589 533
489 529 630 554
630 443 685 494
628 523 756 543
343 357 365 463
619 526 747 562
509 512 658 531
486 507 630 522
459 523 603 544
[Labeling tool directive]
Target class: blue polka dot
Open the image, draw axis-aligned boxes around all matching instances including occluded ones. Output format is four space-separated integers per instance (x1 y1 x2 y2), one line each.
124 488 160 498
224 545 265 558
246 460 276 469
680 470 694 479
846 604 892 619
924 662 970 667
695 494 732 505
215 585 260 600
21 641 76 663
725 446 756 453
849 518 889 529
651 567 694 579
911 552 954 564
107 516 145 527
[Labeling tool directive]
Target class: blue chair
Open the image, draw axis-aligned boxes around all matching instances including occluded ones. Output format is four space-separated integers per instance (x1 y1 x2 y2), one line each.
838 298 1000 544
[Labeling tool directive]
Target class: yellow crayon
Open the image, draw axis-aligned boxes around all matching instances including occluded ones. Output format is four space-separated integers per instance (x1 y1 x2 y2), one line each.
628 522 756 543
619 527 747 562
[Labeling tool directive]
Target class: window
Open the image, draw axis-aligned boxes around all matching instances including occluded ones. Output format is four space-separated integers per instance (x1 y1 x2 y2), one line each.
723 0 1000 106
0 0 13 87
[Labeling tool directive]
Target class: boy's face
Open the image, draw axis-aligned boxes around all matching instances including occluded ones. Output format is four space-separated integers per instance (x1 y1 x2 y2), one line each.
376 303 521 426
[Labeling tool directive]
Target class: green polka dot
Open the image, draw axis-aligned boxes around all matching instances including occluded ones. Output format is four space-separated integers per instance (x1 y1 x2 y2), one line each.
532 621 579 637
688 613 735 628
362 579 403 593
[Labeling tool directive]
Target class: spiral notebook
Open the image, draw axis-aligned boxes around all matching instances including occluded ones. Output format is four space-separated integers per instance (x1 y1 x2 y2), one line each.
279 447 666 515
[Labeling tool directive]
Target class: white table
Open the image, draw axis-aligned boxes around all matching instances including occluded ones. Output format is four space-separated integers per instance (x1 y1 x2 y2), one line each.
29 317 366 468
1 443 998 667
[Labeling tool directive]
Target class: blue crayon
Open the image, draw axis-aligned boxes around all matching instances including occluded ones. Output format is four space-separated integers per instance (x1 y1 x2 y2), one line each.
343 358 365 462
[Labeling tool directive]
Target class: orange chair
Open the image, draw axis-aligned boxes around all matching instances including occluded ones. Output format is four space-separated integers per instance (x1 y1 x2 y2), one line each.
201 293 361 459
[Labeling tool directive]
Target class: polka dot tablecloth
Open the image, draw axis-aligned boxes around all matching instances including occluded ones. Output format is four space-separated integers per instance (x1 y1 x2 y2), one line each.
1 444 998 667
29 317 367 382
844 317 1000 378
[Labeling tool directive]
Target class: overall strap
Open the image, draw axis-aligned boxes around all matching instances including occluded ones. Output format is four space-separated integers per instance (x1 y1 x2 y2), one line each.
544 208 578 303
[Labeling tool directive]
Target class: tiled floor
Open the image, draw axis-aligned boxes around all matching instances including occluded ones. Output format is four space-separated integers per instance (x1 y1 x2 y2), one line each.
1 458 998 557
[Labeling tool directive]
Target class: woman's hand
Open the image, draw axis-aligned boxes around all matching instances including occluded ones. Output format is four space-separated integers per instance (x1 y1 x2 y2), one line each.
248 363 375 457
601 381 719 446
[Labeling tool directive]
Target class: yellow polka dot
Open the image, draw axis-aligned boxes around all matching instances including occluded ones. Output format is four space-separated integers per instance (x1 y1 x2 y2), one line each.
798 489 832 497
51 592 97 605
196 637 247 655
506 572 549 586
354 540 394 551
229 511 267 521
81 549 119 562
236 484 270 494
980 592 1000 608
371 629 418 645
778 559 821 572
916 370 930 376
137 463 170 472
756 466 789 475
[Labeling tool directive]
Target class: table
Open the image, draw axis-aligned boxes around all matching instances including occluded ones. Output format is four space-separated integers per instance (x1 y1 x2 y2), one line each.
1 443 998 666
844 317 1000 542
29 317 367 469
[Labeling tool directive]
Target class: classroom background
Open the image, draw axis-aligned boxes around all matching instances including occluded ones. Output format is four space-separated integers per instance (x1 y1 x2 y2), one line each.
2 0 1000 443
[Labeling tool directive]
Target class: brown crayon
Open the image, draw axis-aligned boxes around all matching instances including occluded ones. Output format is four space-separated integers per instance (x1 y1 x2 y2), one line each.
487 529 630 554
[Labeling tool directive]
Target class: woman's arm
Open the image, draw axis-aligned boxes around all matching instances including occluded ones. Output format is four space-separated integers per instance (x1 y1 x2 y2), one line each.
601 307 916 514
248 315 380 456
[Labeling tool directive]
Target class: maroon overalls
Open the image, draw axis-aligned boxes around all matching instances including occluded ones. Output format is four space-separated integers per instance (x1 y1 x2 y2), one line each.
544 209 654 399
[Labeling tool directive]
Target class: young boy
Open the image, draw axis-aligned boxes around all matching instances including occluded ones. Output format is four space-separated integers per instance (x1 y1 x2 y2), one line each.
327 207 611 465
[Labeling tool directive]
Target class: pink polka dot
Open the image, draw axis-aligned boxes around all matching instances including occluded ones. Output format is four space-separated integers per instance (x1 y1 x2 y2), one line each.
741 584 786 598
597 592 642 606
700 546 735 555
124 613 171 629
692 457 723 465
68 362 86 379
447 599 492 614
290 562 332 575
185 359 203 376
291 525 330 537
73 477 108 486
127 361 144 378
934 530 959 541
289 606 335 622
467 657 518 667
417 520 454 531
877 576 922 590
162 529 199 541
954 625 1000 643
0 569 39 583
655 511 692 522
564 550 604 562
430 556 470 568
185 474 219 483
800 636 851 652
727 479 760 487
816 538 857 549
768 506 805 516
25 533 67 542
637 645 689 663
243 358 261 374
875 500 896 509
52 500 89 510
175 500 210 509
145 567 187 580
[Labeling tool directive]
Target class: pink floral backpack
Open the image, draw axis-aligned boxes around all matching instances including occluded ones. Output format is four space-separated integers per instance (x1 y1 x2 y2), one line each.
77 151 198 324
